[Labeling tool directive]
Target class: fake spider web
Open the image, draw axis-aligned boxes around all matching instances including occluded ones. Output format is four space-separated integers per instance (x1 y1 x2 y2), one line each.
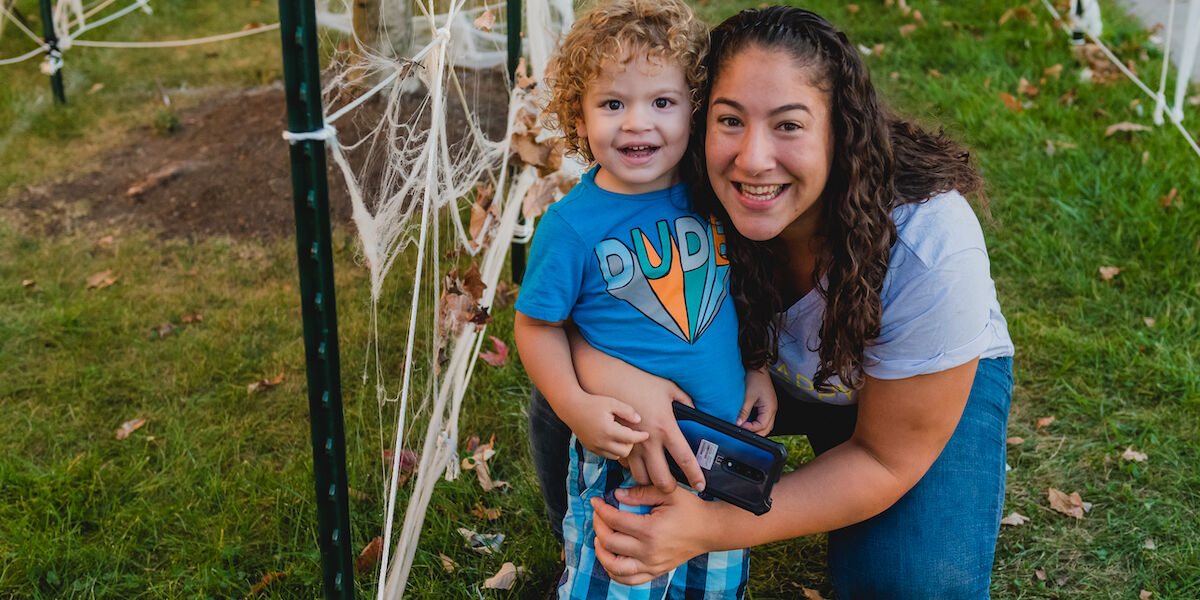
302 0 580 596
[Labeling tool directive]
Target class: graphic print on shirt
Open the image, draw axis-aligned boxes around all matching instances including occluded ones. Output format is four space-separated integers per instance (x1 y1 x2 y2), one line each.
593 215 730 343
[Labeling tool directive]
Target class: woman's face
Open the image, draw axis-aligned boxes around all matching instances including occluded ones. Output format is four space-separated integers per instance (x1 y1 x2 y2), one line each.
705 45 835 244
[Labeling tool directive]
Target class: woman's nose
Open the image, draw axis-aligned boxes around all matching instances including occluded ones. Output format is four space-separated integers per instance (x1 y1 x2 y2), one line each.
734 125 775 174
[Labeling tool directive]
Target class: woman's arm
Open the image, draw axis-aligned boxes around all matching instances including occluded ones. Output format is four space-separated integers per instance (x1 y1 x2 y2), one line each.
567 329 708 492
590 358 980 585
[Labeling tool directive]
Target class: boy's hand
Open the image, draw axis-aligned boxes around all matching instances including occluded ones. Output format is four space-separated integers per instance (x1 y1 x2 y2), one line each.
736 368 777 435
568 393 651 460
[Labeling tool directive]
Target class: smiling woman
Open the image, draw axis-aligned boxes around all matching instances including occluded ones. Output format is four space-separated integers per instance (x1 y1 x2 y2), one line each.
529 5 1017 599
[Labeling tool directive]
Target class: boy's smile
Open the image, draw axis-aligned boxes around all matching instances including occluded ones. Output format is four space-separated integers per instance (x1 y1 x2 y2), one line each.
575 52 691 195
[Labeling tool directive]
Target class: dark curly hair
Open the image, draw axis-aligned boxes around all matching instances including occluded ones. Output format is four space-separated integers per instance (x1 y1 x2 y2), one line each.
688 7 983 391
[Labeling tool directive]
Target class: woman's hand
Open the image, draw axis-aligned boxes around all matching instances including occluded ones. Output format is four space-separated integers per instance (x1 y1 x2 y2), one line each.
737 367 777 434
589 486 715 585
619 380 705 492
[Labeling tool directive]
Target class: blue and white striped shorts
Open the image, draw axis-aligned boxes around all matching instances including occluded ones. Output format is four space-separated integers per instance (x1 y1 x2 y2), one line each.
558 436 749 600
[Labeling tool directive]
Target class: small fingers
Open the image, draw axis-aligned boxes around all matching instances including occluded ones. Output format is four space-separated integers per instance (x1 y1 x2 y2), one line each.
607 399 642 426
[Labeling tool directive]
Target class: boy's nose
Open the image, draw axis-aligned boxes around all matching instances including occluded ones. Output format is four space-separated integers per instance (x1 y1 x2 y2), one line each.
620 105 653 132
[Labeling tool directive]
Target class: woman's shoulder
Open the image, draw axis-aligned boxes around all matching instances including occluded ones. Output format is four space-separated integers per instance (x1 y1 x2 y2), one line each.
889 190 987 271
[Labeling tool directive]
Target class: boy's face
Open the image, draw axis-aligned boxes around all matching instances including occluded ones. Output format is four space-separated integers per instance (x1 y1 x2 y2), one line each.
576 52 691 195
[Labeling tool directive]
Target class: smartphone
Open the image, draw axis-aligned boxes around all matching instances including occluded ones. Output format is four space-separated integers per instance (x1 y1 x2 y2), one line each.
665 402 787 515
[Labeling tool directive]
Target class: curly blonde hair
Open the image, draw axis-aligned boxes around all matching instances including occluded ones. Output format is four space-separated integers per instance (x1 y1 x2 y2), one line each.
542 0 708 162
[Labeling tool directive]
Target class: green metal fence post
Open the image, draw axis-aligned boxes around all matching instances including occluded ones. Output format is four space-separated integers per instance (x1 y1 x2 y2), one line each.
507 0 526 282
277 1 354 598
37 0 65 103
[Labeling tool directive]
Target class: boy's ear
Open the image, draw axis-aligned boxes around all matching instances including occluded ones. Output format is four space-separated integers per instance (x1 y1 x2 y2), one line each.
575 116 587 140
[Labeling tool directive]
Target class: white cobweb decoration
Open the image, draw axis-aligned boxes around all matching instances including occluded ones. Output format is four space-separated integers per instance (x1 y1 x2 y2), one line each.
308 0 579 597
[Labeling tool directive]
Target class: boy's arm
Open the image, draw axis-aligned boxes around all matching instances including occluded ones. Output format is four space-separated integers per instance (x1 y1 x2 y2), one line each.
515 312 649 459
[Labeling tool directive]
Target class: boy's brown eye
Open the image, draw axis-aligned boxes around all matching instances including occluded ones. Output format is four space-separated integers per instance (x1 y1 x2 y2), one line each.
654 98 671 109
605 100 622 110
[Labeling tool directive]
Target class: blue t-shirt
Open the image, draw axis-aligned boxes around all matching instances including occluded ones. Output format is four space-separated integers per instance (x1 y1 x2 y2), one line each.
771 190 1015 405
515 169 745 422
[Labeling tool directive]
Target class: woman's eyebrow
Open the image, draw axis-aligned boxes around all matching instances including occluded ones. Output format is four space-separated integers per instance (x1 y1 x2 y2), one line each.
711 97 812 116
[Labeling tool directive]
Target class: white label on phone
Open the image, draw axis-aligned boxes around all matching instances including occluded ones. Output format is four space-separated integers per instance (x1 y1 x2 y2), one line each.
696 439 718 470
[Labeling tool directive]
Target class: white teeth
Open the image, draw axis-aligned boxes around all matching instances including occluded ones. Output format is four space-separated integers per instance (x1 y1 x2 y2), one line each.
740 183 783 197
624 145 654 151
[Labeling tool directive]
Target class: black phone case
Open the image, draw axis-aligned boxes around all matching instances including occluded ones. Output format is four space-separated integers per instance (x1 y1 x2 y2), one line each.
665 402 787 515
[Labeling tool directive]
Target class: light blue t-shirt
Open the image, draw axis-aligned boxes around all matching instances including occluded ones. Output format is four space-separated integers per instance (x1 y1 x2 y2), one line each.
771 190 1014 405
515 169 745 422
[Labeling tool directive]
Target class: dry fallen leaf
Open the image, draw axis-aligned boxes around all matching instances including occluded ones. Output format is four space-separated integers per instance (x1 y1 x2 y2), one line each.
155 321 175 338
472 503 502 520
1000 512 1029 526
1000 92 1023 112
355 537 383 573
1121 446 1148 462
1044 64 1063 78
439 552 457 572
1143 317 1155 327
479 336 509 367
247 571 287 597
1140 591 1153 600
96 235 115 248
462 434 509 491
348 487 371 502
483 562 526 590
514 56 535 90
22 279 37 288
1159 188 1179 209
247 372 284 393
181 312 203 324
88 82 104 94
927 68 943 79
846 4 860 13
1105 122 1151 137
383 448 419 475
1059 87 1077 106
1018 77 1039 97
126 162 193 197
802 588 828 600
458 527 504 554
116 417 147 440
999 7 1036 25
1047 487 1088 519
1006 436 1025 445
1098 266 1121 281
241 21 263 31
86 270 118 290
1143 538 1156 550
1034 568 1047 581
911 9 925 24
898 24 918 36
473 9 496 32
1036 416 1055 429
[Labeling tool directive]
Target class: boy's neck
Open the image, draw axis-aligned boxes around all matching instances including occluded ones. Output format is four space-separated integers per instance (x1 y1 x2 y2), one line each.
592 166 682 195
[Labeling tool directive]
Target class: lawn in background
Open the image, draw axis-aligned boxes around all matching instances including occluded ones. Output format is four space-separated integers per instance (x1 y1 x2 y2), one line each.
1 0 1198 598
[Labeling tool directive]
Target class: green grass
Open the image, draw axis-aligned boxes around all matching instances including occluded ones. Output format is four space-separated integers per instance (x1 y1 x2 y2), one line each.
3 0 1200 598
0 0 283 195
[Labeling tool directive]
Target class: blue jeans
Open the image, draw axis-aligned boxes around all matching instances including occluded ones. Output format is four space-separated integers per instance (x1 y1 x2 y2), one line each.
528 357 1013 599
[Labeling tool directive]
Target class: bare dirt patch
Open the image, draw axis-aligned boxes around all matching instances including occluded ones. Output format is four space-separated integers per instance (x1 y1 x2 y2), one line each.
10 70 510 240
